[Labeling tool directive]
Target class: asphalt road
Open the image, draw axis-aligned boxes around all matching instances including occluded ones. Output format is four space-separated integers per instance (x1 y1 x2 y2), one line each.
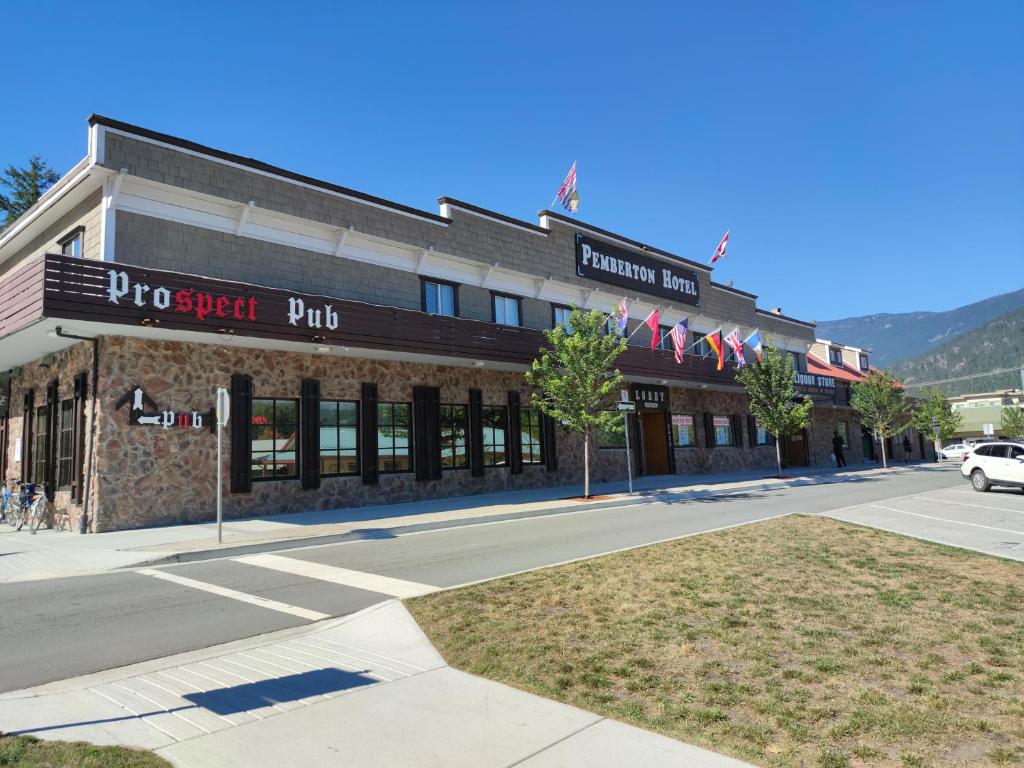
0 466 979 693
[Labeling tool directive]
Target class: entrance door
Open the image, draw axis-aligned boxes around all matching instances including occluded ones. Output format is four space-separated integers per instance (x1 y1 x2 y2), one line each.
784 431 809 466
639 411 670 475
861 428 875 461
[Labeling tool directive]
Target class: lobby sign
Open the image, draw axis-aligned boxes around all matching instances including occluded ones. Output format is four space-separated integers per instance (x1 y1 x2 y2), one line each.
575 235 700 306
629 383 669 410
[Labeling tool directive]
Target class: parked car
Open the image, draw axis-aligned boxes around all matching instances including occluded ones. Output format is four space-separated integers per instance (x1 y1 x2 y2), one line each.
938 443 970 460
960 441 1024 492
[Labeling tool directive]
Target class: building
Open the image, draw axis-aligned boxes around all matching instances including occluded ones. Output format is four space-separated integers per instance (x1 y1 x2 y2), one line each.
0 116 915 533
948 389 1024 441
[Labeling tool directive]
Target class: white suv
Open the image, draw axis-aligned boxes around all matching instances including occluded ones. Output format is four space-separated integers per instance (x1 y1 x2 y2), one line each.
939 443 970 461
961 441 1024 492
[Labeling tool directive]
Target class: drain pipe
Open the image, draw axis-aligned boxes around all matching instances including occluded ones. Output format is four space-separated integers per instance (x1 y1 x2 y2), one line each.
54 327 99 534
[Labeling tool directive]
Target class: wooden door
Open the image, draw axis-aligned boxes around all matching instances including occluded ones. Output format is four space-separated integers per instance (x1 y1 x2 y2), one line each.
784 431 809 466
640 411 670 475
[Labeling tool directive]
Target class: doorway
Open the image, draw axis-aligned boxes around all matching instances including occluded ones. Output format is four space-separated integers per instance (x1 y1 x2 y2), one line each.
639 410 671 475
783 430 809 466
861 428 876 461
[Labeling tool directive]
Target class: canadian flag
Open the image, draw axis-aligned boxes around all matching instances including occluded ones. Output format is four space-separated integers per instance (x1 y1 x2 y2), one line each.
710 231 729 265
644 309 661 350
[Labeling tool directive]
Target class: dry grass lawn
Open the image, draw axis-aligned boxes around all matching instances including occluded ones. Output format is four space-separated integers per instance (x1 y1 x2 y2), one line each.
408 515 1024 768
0 734 171 767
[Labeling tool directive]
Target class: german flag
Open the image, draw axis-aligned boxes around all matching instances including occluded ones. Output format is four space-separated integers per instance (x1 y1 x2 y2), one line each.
706 328 725 371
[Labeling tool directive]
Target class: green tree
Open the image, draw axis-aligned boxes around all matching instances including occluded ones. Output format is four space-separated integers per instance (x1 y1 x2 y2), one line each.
525 305 627 498
1000 402 1024 438
910 387 963 445
735 345 814 479
851 371 908 469
0 156 60 230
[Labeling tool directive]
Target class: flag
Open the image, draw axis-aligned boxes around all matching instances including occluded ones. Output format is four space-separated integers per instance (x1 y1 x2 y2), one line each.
556 162 579 213
670 318 689 364
706 328 725 371
744 329 763 362
644 309 660 350
725 327 746 368
709 230 729 264
615 298 629 335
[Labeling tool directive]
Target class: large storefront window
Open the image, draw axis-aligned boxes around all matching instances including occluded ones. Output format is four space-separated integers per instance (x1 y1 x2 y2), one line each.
320 400 359 476
378 402 412 473
440 405 469 469
712 415 734 447
481 406 508 466
520 407 544 464
31 405 48 484
754 419 771 446
251 399 298 480
671 414 696 447
56 400 75 490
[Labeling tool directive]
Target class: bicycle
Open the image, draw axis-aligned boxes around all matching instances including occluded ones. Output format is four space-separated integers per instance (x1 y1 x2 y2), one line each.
28 490 53 535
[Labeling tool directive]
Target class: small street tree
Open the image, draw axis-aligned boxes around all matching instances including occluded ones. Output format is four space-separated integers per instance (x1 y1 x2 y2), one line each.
735 345 814 479
910 387 963 450
851 370 908 469
0 156 60 230
1000 402 1024 439
525 305 627 498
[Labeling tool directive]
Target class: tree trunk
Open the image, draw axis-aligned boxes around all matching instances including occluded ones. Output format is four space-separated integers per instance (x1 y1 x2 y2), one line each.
583 427 591 498
880 436 888 469
775 438 783 479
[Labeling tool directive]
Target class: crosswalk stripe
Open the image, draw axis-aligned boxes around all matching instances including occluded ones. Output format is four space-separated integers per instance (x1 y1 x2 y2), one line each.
137 568 330 621
233 553 438 598
866 505 1024 536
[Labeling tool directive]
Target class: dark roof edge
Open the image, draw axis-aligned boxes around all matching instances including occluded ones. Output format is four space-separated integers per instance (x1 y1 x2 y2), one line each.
538 209 712 273
710 280 758 300
755 307 816 328
89 114 452 225
438 197 548 234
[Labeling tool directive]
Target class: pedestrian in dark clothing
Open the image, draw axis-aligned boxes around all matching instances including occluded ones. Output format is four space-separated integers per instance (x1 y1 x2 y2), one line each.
903 436 913 462
832 431 846 468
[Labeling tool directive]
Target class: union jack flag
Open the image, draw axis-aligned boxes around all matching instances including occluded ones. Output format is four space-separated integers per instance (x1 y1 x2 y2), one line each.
725 327 746 367
670 318 689 364
556 162 579 213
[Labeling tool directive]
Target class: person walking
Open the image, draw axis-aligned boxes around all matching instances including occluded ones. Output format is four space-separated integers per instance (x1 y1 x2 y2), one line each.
903 435 913 462
832 430 847 468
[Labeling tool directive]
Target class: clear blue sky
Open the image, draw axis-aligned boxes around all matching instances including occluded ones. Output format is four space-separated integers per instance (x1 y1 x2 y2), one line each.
5 1 1022 321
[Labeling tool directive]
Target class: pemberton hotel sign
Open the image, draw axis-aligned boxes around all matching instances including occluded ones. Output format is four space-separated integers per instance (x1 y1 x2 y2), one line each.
575 234 700 306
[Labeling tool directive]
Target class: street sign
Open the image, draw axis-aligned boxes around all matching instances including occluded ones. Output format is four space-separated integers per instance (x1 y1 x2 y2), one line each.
931 417 941 440
216 388 230 426
214 387 230 544
616 401 636 412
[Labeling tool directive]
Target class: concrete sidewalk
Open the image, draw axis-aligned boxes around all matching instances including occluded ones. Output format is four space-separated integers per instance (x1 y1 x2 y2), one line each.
0 462 935 582
0 600 753 768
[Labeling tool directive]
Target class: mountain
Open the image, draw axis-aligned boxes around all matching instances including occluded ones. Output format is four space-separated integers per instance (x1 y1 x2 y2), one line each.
815 287 1024 368
890 307 1024 396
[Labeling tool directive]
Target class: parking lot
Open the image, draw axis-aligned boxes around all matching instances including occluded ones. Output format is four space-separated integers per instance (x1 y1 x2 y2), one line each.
824 474 1024 561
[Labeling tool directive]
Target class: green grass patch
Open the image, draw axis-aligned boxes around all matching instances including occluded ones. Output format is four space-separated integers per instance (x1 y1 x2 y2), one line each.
0 734 171 767
408 515 1024 767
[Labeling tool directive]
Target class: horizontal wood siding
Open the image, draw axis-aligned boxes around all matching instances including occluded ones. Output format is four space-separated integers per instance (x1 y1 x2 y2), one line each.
0 256 46 339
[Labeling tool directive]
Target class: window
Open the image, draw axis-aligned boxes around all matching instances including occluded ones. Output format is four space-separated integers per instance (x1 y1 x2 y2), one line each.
692 332 710 358
31 405 48 484
712 415 734 447
656 325 674 351
422 280 457 317
791 352 806 373
481 406 508 466
973 445 993 457
319 400 358 476
492 293 521 327
377 402 412 473
440 405 469 469
753 419 771 446
251 399 298 480
837 420 850 449
56 400 75 490
1009 445 1024 459
671 414 696 447
829 347 843 365
859 354 869 371
598 415 626 448
552 305 573 332
59 227 84 258
520 407 544 464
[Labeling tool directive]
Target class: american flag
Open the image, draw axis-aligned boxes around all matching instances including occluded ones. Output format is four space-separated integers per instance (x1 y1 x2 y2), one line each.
556 162 579 213
670 318 689 364
615 298 629 335
725 327 746 367
710 230 729 264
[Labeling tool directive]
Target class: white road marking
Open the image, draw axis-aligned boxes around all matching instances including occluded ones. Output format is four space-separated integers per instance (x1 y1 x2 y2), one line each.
866 505 1024 536
912 495 1024 515
137 568 329 622
233 553 437 599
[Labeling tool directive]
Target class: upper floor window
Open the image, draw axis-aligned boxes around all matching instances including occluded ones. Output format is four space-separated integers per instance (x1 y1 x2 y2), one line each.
859 354 869 371
656 325 674 351
828 347 843 366
59 227 84 258
552 305 573 332
692 332 710 358
422 280 457 317
791 352 806 373
492 293 521 327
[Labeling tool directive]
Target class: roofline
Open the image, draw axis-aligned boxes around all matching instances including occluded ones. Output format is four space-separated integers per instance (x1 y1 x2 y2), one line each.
0 156 95 255
755 307 816 328
538 209 712 274
711 280 758 300
438 197 548 235
89 114 452 226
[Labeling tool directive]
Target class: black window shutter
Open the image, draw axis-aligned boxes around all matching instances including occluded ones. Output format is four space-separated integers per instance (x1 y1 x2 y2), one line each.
413 386 442 481
732 415 743 448
542 413 558 471
469 388 484 477
71 373 88 503
361 382 379 485
22 391 33 470
230 374 253 493
508 391 523 475
704 412 715 448
301 378 321 490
